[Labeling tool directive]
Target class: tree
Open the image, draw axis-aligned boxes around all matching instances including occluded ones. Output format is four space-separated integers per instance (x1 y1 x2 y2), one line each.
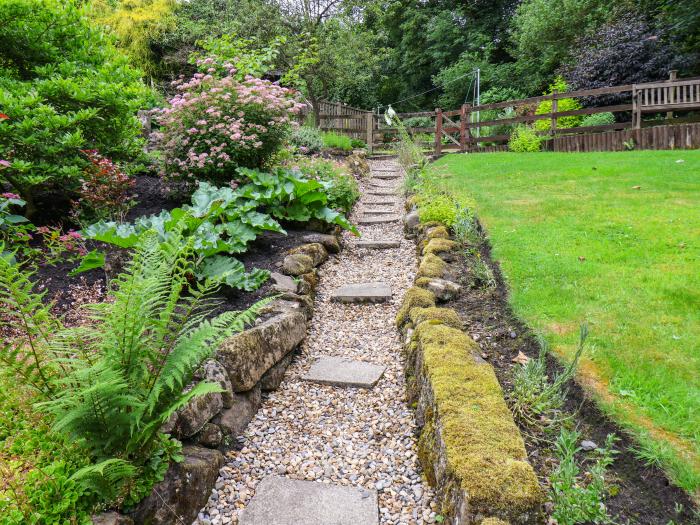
563 13 677 103
510 0 613 93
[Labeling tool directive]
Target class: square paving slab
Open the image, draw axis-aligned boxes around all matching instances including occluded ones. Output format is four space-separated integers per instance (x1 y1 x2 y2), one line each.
330 281 392 303
239 476 378 525
303 356 386 388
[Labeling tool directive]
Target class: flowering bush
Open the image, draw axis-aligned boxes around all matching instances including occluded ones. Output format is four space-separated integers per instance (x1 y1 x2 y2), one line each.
155 68 305 192
71 150 135 225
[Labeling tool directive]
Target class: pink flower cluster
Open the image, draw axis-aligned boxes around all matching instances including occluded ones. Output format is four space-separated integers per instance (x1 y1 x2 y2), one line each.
155 68 305 189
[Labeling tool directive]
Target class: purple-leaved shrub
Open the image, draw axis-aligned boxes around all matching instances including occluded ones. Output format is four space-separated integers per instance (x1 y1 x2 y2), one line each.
154 65 305 192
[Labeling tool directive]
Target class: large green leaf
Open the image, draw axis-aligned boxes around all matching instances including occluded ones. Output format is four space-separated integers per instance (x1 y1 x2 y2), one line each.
196 255 269 291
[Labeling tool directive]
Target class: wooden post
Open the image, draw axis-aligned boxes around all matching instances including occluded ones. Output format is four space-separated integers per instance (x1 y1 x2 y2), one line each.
435 108 443 156
667 70 678 121
550 90 558 136
365 113 374 154
632 86 641 130
460 104 468 152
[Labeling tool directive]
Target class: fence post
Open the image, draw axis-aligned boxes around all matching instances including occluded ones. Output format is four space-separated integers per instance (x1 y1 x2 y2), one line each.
365 113 374 154
632 86 641 130
435 108 443 156
550 90 558 135
460 104 468 152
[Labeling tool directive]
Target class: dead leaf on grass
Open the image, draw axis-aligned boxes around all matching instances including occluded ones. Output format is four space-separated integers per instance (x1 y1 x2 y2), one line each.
512 351 530 365
632 185 641 190
578 256 586 262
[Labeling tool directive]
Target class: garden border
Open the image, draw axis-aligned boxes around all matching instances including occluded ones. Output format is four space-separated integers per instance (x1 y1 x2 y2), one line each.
397 212 544 524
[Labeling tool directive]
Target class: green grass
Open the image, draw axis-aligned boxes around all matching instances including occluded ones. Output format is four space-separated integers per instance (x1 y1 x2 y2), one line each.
430 151 700 496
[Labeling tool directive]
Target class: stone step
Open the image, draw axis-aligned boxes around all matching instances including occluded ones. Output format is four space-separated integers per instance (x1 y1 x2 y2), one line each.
239 476 378 525
330 281 392 303
373 168 400 172
360 208 395 215
357 215 401 224
372 173 400 180
356 240 401 249
362 199 397 206
367 189 396 196
303 356 386 388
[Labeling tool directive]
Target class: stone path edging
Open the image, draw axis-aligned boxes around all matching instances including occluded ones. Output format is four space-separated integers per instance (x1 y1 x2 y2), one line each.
397 215 544 524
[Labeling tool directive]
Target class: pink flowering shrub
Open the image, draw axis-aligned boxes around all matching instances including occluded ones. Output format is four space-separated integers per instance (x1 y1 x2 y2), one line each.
154 68 305 192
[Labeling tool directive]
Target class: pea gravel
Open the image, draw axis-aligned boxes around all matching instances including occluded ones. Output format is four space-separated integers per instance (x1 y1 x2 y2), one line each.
194 160 438 525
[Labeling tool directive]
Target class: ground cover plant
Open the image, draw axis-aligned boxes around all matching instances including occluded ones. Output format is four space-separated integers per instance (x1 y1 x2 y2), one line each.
320 131 354 151
428 150 700 496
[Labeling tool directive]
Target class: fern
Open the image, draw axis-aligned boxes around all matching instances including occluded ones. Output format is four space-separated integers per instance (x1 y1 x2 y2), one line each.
0 251 62 399
2 230 270 504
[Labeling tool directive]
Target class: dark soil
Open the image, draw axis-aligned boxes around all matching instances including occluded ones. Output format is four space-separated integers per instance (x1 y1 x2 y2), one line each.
442 235 699 525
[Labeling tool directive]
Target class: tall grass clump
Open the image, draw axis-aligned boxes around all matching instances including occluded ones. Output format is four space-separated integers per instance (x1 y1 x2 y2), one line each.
320 131 353 151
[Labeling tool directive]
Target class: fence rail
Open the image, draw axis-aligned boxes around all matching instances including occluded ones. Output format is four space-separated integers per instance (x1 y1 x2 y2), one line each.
314 75 700 154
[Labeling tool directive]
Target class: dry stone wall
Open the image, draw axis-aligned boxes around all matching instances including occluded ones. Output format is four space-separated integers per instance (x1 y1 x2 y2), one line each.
398 214 544 525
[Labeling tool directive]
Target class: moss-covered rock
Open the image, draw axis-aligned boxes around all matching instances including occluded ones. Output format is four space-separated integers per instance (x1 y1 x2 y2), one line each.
411 323 543 523
396 286 436 327
481 519 511 525
422 238 458 257
415 277 462 301
409 307 462 330
287 242 328 266
417 253 448 279
282 253 315 276
425 225 450 240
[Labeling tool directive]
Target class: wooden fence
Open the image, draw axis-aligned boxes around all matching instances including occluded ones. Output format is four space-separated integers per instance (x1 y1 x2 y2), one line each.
315 75 700 154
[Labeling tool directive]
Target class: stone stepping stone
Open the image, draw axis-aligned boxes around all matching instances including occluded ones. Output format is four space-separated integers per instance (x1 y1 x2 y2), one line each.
304 356 386 388
330 281 392 303
367 188 396 196
360 208 395 215
373 168 399 172
357 215 400 224
239 476 378 525
372 173 400 180
363 199 396 206
356 240 401 249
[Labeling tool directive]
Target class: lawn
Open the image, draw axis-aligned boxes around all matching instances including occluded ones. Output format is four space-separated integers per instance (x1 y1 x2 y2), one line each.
430 150 700 495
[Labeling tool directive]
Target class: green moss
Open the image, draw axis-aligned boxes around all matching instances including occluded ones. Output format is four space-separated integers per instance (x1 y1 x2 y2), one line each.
409 307 462 330
481 519 510 525
396 287 436 327
415 323 543 517
426 225 450 239
423 238 457 256
417 253 447 279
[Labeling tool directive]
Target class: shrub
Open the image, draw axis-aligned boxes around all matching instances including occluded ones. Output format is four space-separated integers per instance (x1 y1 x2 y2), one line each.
534 77 583 132
290 126 324 154
0 0 153 217
0 230 270 506
350 138 366 149
0 193 33 256
509 125 542 152
320 131 353 151
580 112 615 128
71 150 136 225
154 70 304 192
294 158 359 212
417 192 458 227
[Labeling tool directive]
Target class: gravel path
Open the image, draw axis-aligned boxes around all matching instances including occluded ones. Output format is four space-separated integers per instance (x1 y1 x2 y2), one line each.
195 159 438 525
